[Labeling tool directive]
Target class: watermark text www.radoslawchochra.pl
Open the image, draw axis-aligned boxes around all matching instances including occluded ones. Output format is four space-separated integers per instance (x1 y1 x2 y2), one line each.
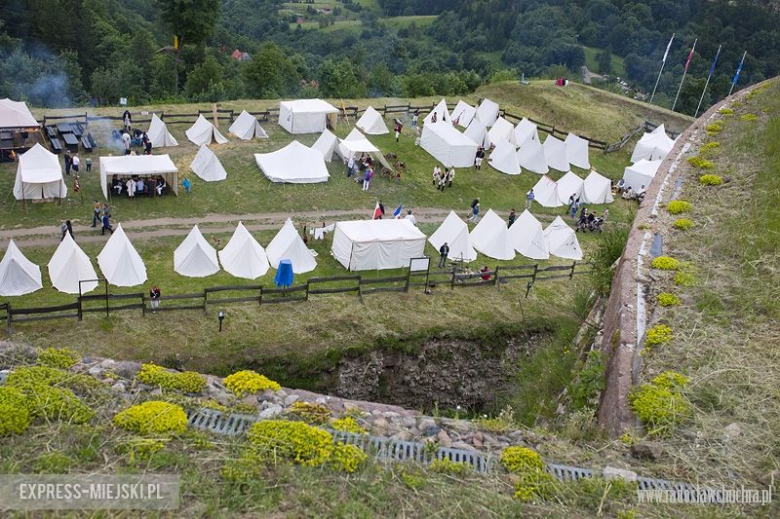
637 485 772 505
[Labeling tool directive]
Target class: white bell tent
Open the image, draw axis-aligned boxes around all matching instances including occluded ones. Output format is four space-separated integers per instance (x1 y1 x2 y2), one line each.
451 100 476 128
229 110 268 140
356 107 389 135
147 113 178 148
581 170 615 204
513 118 539 148
338 128 380 159
219 222 270 279
186 115 228 146
331 219 426 271
469 209 515 261
517 138 549 175
190 145 227 182
312 129 340 162
508 211 549 260
631 125 675 163
487 116 515 147
531 175 563 208
99 155 179 199
423 99 452 126
13 143 67 201
622 159 661 191
542 135 569 172
265 218 317 274
97 224 147 287
420 122 479 168
279 99 339 134
564 133 591 170
48 233 98 295
544 217 583 260
428 211 477 263
475 98 499 126
0 240 42 296
255 141 329 183
463 118 490 149
489 140 521 175
556 171 585 205
174 225 220 278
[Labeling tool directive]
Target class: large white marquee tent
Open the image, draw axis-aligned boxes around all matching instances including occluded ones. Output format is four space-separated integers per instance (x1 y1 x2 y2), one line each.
229 110 268 140
356 107 389 135
451 100 476 128
265 218 317 274
255 141 329 183
190 145 227 182
507 210 549 260
428 211 477 263
279 99 339 134
470 209 515 261
97 224 147 287
0 240 43 296
544 217 583 260
147 114 178 148
0 99 39 129
581 171 615 204
622 159 661 191
174 225 220 278
219 222 270 279
420 122 479 168
564 133 591 170
99 155 179 199
331 219 426 271
48 233 98 294
13 143 67 201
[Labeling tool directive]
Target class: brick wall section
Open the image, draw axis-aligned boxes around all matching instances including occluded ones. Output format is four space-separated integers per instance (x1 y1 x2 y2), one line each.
596 82 768 436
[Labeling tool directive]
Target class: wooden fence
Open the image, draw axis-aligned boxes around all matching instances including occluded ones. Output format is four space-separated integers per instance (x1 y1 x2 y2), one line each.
0 261 591 332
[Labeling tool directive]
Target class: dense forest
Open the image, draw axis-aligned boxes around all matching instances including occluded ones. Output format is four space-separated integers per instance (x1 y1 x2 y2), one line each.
1 0 778 115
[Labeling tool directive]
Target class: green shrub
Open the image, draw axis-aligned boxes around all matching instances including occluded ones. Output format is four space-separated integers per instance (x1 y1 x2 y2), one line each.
673 218 695 230
651 371 689 389
686 156 715 169
699 141 720 154
651 256 680 270
6 366 66 388
135 363 206 393
644 324 673 347
113 401 187 435
500 446 555 501
331 416 366 434
666 201 692 214
568 351 606 410
287 402 332 425
5 367 93 424
717 108 733 115
674 270 697 287
699 174 723 186
628 373 690 436
705 121 723 134
657 293 681 307
429 458 471 476
0 387 31 435
223 370 281 397
38 348 81 369
247 420 333 467
740 113 758 121
329 443 367 473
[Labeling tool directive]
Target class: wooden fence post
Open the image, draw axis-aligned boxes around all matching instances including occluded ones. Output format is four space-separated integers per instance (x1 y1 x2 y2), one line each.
104 283 110 317
450 268 456 289
570 261 577 279
77 296 83 321
531 264 539 284
141 294 146 316
5 303 11 333
494 266 500 289
404 269 411 292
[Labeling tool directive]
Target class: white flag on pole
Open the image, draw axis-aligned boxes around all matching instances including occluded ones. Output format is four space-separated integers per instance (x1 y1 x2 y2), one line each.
662 33 675 63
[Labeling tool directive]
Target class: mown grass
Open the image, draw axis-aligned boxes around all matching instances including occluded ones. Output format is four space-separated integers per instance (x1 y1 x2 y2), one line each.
582 46 626 77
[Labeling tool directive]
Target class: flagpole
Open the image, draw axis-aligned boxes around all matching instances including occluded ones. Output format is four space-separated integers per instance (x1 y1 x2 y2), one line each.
728 51 747 97
672 38 697 112
650 33 675 104
695 45 721 118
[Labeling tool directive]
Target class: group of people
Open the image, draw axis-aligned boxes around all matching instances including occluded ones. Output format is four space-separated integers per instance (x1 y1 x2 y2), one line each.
118 111 153 155
346 153 375 191
63 151 89 176
616 179 646 202
432 165 456 191
111 174 168 198
575 207 607 233
92 200 114 235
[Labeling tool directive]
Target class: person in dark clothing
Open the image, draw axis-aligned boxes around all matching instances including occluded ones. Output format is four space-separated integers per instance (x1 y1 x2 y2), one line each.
439 242 450 268
123 109 132 131
65 220 74 239
474 147 485 170
378 200 385 219
64 151 72 176
101 213 113 235
508 208 516 227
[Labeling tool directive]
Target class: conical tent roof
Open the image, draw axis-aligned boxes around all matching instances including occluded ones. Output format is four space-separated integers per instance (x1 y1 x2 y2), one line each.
229 110 268 140
564 133 591 170
339 128 380 159
186 115 229 146
97 224 147 287
513 118 539 148
622 159 661 191
517 138 548 174
0 240 42 296
488 116 515 147
475 98 499 127
556 171 585 205
631 126 675 163
544 217 583 260
508 211 549 260
312 129 339 162
147 113 178 148
423 99 451 126
219 222 270 279
543 135 569 172
463 118 490 148
531 175 562 208
582 170 614 204
174 225 220 278
428 211 477 263
190 145 227 182
48 233 98 294
489 140 520 175
451 100 476 128
356 107 389 135
265 218 317 273
470 209 515 261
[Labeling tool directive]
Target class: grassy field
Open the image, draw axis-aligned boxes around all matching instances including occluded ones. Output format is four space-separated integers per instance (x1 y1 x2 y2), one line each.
381 15 436 27
582 46 626 78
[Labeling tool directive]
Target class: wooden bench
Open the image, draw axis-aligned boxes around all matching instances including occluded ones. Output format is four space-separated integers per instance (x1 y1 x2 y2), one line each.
45 126 58 139
81 134 95 152
49 138 63 153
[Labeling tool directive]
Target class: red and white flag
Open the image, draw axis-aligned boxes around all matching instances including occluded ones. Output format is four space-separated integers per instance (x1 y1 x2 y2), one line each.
372 202 382 220
684 39 697 72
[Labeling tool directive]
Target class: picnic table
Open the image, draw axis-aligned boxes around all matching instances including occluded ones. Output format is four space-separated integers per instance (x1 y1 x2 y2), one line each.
62 133 79 152
57 123 73 133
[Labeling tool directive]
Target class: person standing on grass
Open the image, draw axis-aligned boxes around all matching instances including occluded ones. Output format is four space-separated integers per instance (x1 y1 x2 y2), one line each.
432 165 442 186
412 109 420 128
101 213 113 235
439 242 450 268
378 200 385 219
525 189 535 209
566 194 575 215
91 200 101 227
508 208 516 227
438 170 447 191
468 198 480 222
64 220 74 240
446 167 455 188
347 155 355 178
405 210 417 225
394 119 403 142
60 220 68 241
362 166 373 191
474 146 485 170
123 109 132 131
126 178 135 198
122 130 131 154
182 176 192 194
103 203 110 219
71 154 80 175
149 286 161 312
64 151 72 176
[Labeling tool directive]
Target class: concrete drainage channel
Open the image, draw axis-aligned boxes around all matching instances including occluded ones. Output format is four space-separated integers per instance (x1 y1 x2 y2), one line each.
187 408 724 501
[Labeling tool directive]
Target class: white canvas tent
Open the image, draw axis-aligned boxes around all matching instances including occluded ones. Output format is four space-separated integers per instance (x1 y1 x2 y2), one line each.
312 129 340 162
564 133 591 170
556 171 585 205
229 110 268 140
265 218 317 274
581 170 615 204
331 219 426 271
356 107 389 135
174 225 220 278
13 143 67 201
631 125 675 163
0 240 42 296
338 128 380 159
255 141 329 184
487 116 515 147
544 217 583 260
428 211 477 263
517 138 548 175
97 224 147 287
48 233 98 295
489 140 521 175
279 99 339 134
508 211 549 260
190 145 227 182
542 135 569 172
470 209 515 261
451 100 476 128
622 159 661 191
147 113 178 148
475 98 499 126
186 114 228 146
99 155 179 199
513 118 539 148
463 118 490 149
423 99 451 126
0 99 39 129
219 222 270 279
531 175 563 208
420 122 479 167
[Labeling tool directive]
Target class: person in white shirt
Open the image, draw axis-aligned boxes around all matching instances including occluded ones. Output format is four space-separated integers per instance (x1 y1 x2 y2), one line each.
122 131 131 154
432 165 442 186
404 210 417 225
71 154 80 174
125 178 135 198
347 155 355 178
